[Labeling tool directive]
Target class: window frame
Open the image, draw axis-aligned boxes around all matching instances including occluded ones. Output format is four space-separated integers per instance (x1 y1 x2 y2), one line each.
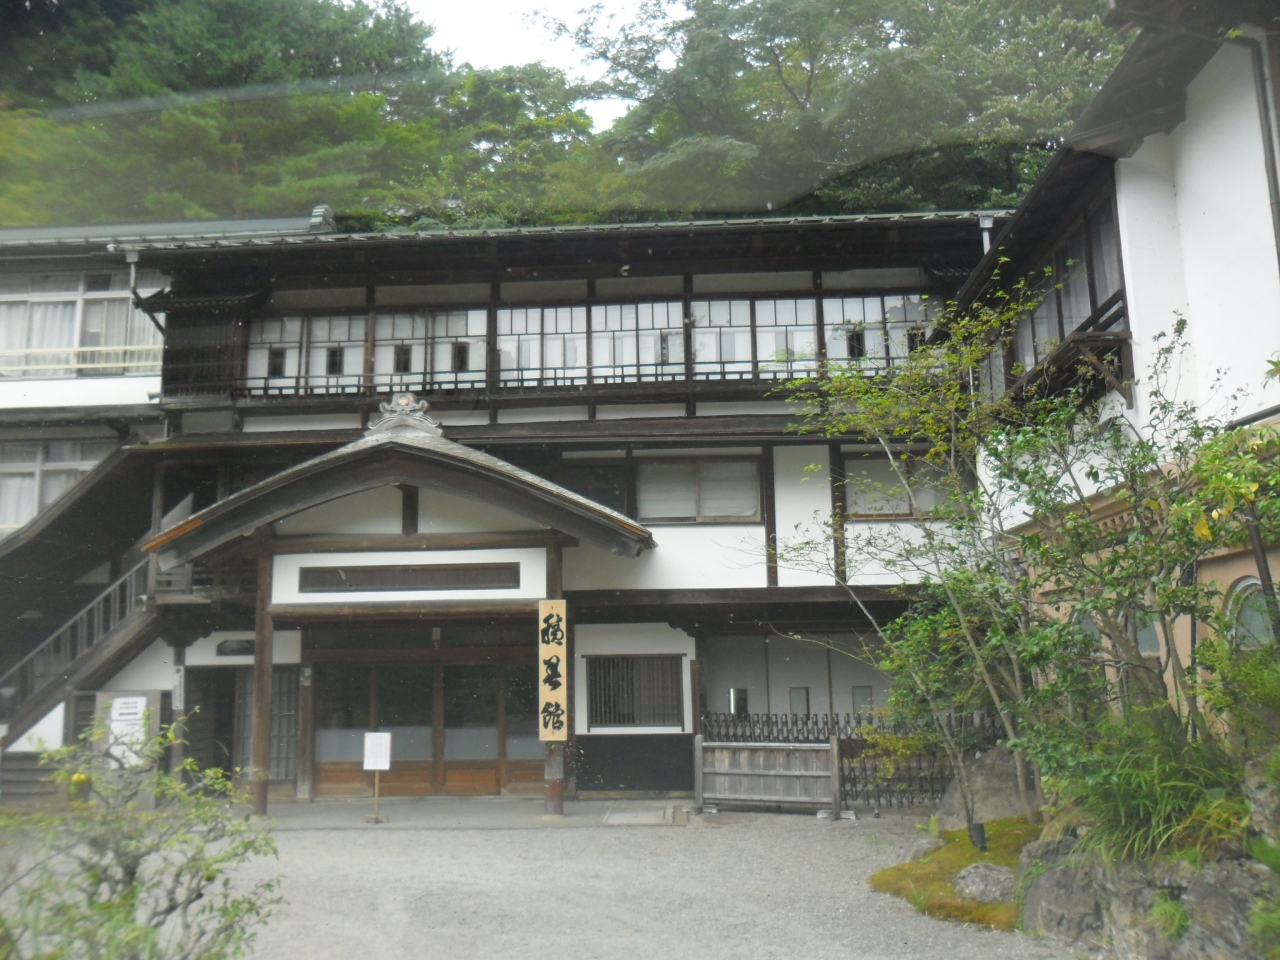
635 455 762 525
585 654 686 731
0 269 164 379
1228 577 1276 650
0 437 116 536
842 455 940 519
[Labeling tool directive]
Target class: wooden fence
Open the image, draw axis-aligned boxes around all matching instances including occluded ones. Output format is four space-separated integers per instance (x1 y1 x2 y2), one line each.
693 735 840 812
698 712 1000 812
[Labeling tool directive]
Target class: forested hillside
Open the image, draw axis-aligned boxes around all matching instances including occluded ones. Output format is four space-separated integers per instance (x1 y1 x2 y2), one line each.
0 0 1127 227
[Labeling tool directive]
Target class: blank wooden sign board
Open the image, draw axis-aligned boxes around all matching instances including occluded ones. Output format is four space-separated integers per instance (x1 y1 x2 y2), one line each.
363 731 391 823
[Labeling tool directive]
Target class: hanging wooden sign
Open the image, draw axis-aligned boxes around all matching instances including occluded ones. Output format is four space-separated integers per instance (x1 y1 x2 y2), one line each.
537 599 568 742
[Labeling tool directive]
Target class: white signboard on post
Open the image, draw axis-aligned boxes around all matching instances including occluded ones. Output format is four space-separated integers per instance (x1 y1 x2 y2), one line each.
363 732 392 771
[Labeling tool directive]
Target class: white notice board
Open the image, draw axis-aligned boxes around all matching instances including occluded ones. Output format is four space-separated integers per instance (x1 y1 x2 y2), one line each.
363 732 392 771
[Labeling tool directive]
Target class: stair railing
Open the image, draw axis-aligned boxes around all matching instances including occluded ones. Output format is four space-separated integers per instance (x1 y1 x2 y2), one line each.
0 559 150 726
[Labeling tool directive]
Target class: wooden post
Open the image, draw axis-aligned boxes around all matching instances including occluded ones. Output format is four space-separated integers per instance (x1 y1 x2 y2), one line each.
296 663 314 801
693 734 704 809
829 734 841 816
250 552 274 816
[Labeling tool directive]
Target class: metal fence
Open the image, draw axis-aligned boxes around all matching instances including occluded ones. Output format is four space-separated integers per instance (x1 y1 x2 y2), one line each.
700 711 1001 811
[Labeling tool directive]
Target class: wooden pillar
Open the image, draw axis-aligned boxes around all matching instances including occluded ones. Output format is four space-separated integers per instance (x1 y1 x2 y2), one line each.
296 661 314 801
545 541 565 815
250 552 274 815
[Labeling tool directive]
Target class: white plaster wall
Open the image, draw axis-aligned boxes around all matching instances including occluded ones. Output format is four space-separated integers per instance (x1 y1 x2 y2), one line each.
0 376 160 409
1169 44 1280 421
274 486 402 536
563 525 767 590
102 638 174 691
184 630 302 667
5 702 64 752
1116 135 1195 421
272 547 547 604
1117 43 1280 426
418 489 544 533
573 623 696 735
772 444 834 586
843 520 929 584
274 485 546 536
700 634 889 718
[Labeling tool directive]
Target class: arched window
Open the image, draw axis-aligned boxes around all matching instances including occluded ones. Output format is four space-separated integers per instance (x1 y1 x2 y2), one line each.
1229 578 1275 650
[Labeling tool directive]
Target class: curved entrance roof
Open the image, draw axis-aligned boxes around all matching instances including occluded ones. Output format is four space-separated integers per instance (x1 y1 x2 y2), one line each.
144 395 654 569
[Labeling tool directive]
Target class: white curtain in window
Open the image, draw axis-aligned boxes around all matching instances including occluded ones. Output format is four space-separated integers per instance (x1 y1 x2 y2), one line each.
0 302 27 375
698 460 759 518
0 473 37 530
39 469 80 509
846 459 911 515
27 301 77 376
637 461 697 520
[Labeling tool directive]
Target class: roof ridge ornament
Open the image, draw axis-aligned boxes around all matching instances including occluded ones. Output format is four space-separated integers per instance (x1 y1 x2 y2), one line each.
365 392 442 437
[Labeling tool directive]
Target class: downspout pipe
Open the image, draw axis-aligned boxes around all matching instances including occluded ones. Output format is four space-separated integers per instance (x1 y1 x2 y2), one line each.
1235 32 1280 298
122 249 166 336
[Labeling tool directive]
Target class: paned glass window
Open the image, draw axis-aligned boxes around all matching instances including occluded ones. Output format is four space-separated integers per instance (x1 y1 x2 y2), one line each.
0 438 115 535
373 309 487 391
1232 582 1276 650
636 458 760 522
304 315 365 391
844 457 945 517
755 298 818 378
824 294 934 373
691 299 753 379
498 306 588 386
0 271 162 379
590 301 684 382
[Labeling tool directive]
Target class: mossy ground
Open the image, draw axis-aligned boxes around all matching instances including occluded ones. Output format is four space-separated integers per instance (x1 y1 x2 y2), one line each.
868 818 1040 931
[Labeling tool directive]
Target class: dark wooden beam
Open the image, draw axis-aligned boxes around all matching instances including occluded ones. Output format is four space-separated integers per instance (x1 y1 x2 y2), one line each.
250 552 274 816
267 531 577 554
270 599 541 620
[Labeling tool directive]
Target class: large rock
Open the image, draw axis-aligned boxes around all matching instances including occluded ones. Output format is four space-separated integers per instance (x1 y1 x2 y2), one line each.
1041 854 1280 960
936 744 1039 831
954 862 1016 903
1017 838 1104 948
903 834 944 862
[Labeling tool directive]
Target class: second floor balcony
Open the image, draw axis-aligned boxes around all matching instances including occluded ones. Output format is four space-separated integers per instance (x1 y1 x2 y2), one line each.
160 291 938 404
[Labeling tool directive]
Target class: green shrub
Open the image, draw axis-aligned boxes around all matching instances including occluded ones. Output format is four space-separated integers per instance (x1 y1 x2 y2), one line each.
1056 731 1245 860
1151 889 1191 941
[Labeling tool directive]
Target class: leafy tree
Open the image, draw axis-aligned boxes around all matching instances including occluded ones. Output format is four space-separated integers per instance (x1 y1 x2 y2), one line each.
782 274 1280 856
559 0 1127 212
0 721 279 959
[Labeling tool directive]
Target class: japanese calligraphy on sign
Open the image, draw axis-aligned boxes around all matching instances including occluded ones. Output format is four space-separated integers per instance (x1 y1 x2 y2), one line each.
538 599 568 742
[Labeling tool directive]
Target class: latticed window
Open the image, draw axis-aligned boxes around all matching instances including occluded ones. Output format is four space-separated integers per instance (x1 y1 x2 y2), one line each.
586 655 684 728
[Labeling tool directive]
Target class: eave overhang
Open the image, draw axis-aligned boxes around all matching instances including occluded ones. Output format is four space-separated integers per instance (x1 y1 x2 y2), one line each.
142 408 655 569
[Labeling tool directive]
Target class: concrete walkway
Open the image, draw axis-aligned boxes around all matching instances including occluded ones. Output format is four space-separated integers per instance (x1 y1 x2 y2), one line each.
242 797 1072 960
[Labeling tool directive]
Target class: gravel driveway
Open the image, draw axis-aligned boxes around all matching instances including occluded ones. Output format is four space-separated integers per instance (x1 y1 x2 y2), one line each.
241 797 1072 960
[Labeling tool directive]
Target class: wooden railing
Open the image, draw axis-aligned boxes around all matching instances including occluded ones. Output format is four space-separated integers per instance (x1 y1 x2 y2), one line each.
0 560 149 726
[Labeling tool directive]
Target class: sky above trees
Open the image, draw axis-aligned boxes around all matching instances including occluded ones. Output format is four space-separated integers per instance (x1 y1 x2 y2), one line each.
0 0 1127 229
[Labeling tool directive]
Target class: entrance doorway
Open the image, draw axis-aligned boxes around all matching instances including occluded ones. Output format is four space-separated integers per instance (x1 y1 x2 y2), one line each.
310 655 543 797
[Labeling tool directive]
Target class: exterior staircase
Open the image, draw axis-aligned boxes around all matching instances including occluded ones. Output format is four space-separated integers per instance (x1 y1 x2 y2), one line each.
0 559 161 754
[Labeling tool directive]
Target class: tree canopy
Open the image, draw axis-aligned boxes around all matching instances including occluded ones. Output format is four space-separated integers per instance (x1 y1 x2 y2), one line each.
0 0 1127 227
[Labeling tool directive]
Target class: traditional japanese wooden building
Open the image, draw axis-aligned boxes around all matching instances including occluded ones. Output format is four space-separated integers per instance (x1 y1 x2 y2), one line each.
0 211 1003 806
